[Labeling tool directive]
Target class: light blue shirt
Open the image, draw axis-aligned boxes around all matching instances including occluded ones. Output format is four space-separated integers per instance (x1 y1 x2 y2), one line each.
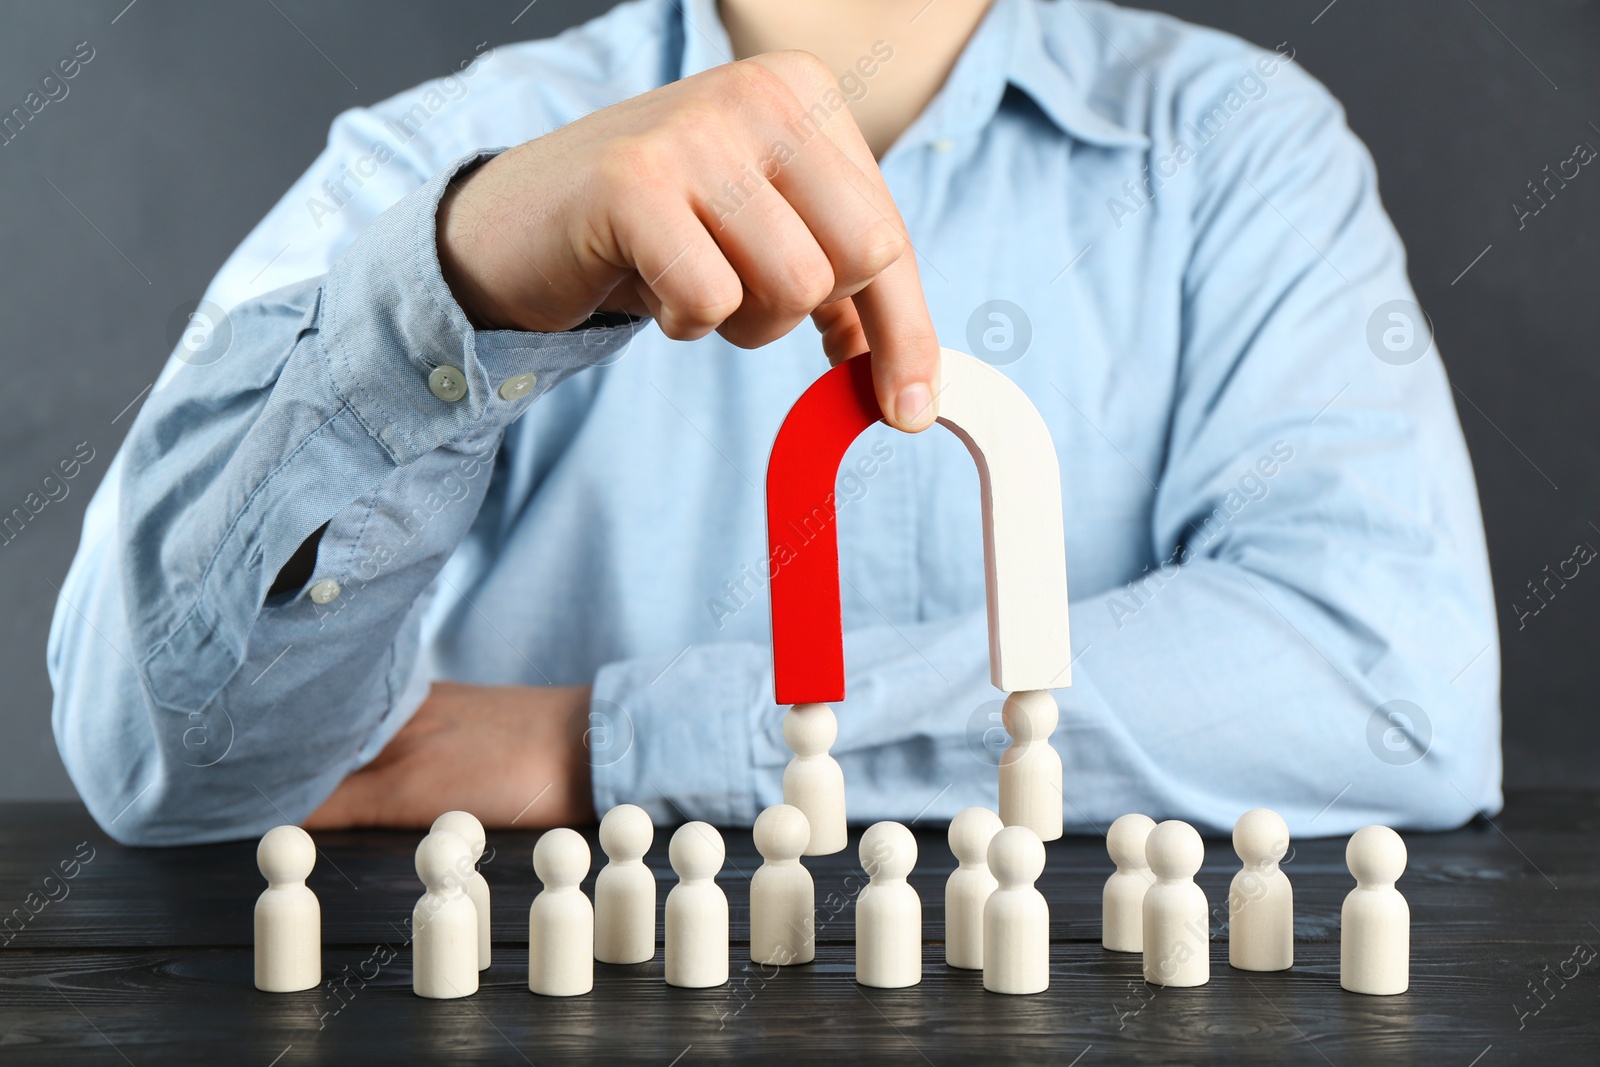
49 0 1500 845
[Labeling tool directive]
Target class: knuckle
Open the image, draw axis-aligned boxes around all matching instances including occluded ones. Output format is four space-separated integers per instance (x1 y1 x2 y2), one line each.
717 59 785 108
770 49 834 90
785 256 835 311
839 223 905 281
727 55 823 119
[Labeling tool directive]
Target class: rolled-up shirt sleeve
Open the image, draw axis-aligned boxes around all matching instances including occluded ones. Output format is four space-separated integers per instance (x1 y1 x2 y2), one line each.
49 151 635 844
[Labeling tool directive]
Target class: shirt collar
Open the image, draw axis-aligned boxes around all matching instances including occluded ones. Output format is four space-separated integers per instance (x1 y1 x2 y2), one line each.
673 0 1147 151
1004 0 1150 149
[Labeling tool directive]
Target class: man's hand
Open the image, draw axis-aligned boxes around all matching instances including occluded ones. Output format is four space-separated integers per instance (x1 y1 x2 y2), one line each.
304 681 595 830
437 51 940 431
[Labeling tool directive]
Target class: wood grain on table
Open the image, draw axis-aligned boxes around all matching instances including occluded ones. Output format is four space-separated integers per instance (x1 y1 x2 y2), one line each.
1 792 1596 1065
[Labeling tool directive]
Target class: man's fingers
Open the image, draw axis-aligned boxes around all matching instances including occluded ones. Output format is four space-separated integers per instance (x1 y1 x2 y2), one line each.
853 247 941 431
764 146 905 305
596 274 652 319
737 52 904 302
614 195 743 341
592 50 937 419
703 176 836 349
740 51 939 431
814 279 942 441
812 299 869 366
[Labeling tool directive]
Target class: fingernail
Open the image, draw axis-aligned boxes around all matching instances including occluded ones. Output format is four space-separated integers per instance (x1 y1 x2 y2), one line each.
894 382 934 431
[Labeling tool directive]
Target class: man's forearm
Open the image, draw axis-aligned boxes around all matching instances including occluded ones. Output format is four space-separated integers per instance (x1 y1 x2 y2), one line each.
50 156 634 845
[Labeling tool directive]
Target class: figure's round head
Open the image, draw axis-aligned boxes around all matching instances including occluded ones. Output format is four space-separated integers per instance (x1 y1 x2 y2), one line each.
1000 690 1059 743
257 824 315 885
416 829 471 890
1232 808 1289 867
947 807 1004 865
1346 824 1407 885
599 803 654 862
1106 813 1157 870
860 821 917 880
430 810 486 861
753 804 810 862
1145 820 1204 880
782 702 838 757
669 822 725 881
533 827 591 889
987 824 1045 887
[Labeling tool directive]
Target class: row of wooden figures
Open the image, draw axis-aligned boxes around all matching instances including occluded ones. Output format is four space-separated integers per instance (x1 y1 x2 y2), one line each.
1105 810 1410 996
254 804 1409 1000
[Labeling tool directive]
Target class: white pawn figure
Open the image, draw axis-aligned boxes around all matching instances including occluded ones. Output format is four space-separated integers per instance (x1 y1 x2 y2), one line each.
1229 808 1293 972
782 703 847 856
945 807 1003 969
984 825 1049 995
254 825 320 992
595 804 656 965
1142 820 1209 987
1102 813 1156 953
431 810 491 970
856 821 921 988
529 828 594 996
412 830 478 999
998 690 1063 842
750 804 815 966
665 822 728 987
1341 825 1409 995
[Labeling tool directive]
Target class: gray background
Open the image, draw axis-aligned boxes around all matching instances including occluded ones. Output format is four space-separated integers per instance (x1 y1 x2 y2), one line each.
1 1 1595 800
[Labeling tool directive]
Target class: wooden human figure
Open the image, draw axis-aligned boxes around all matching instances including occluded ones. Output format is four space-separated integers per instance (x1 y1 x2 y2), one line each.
999 690 1063 841
750 804 815 966
595 803 655 965
431 810 491 970
412 829 478 999
529 828 594 996
782 703 847 856
665 822 728 988
1229 808 1293 972
254 824 320 992
1142 820 1209 987
983 825 1049 995
1102 813 1156 953
855 821 921 988
1341 824 1409 995
945 806 1003 970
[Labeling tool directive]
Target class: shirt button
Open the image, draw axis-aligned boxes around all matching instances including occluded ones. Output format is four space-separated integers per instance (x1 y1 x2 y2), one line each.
931 138 954 152
309 579 342 604
428 365 467 402
498 372 538 401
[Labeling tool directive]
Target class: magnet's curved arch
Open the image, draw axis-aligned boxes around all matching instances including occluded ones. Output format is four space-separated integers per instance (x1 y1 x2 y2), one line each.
765 348 1071 705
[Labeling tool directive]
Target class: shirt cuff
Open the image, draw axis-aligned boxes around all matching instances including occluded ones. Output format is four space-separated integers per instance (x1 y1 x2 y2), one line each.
319 148 640 467
590 642 773 827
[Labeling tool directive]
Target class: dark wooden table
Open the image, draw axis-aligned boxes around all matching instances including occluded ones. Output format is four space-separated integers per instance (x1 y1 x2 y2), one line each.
1 792 1596 1065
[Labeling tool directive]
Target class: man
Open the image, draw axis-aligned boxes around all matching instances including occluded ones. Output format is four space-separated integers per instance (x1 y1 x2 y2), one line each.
49 0 1499 845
